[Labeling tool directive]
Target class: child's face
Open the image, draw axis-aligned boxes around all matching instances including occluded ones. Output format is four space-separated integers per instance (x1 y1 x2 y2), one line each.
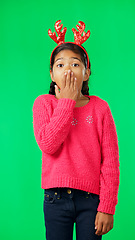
50 49 90 92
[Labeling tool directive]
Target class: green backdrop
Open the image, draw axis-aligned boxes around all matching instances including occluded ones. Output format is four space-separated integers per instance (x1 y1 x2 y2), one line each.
0 0 135 239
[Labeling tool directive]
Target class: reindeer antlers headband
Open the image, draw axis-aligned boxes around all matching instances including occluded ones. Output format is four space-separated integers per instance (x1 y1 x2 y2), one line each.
48 20 91 68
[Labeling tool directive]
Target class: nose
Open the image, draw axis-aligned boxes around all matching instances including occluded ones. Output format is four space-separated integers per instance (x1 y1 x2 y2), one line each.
64 63 72 72
64 69 72 74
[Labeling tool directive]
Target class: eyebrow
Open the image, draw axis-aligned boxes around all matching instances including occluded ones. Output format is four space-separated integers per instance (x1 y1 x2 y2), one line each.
54 57 81 63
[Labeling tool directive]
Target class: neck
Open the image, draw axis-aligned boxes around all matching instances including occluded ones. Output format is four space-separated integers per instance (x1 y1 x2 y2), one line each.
76 92 85 100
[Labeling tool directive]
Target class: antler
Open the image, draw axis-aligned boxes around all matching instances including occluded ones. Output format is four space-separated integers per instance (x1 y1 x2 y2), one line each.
48 20 67 45
72 21 90 45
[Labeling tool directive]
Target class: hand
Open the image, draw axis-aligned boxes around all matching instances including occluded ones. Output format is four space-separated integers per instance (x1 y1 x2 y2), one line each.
55 70 78 101
95 211 114 236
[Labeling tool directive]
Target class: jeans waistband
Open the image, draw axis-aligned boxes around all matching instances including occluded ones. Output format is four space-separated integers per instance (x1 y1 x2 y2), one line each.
44 187 96 200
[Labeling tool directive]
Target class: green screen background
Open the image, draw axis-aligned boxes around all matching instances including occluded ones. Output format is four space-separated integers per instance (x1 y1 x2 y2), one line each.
0 0 135 239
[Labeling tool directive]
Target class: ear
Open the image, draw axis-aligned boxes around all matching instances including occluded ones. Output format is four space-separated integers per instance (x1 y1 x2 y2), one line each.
84 68 90 81
50 70 54 82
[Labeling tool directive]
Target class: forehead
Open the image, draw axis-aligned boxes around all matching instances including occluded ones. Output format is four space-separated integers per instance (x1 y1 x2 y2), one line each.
54 49 81 62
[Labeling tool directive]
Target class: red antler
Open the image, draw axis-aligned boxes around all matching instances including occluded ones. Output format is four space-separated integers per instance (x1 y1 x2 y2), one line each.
72 21 90 45
48 20 67 45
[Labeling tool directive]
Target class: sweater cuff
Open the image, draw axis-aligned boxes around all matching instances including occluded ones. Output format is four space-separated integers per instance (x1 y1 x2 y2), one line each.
57 98 76 109
97 199 116 215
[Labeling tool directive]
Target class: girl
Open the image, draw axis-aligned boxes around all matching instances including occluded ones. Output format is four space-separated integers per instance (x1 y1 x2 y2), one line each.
32 20 120 240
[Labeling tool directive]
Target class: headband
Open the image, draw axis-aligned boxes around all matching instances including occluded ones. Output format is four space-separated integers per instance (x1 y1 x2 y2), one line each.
48 20 91 69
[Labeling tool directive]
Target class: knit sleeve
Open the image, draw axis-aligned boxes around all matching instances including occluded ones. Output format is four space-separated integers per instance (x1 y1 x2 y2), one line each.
97 104 120 215
32 95 76 155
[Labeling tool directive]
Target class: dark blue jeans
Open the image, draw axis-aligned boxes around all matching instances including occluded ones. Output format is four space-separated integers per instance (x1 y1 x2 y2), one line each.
43 187 102 240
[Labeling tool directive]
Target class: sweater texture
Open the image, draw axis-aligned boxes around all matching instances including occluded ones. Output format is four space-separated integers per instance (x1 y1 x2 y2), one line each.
32 94 120 215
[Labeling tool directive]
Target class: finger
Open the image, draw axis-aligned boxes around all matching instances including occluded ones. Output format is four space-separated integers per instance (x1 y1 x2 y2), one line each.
55 85 59 97
74 77 77 90
70 71 74 88
107 224 111 233
66 70 71 88
102 224 108 235
95 222 103 236
95 214 98 227
61 72 67 89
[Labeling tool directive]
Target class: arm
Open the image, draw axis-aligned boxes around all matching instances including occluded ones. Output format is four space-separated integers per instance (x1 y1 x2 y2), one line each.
32 95 76 155
97 104 120 215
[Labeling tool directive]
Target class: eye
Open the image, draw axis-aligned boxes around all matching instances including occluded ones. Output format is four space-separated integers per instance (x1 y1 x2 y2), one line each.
57 64 63 67
56 63 79 67
72 63 79 67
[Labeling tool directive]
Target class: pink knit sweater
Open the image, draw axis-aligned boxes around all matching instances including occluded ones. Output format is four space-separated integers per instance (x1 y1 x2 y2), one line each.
32 94 120 215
